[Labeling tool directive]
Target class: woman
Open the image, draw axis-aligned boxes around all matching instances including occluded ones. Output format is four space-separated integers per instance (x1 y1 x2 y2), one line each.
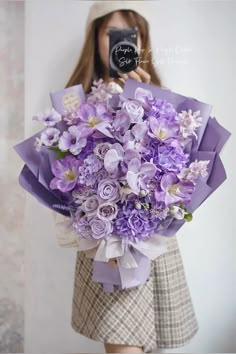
67 2 199 353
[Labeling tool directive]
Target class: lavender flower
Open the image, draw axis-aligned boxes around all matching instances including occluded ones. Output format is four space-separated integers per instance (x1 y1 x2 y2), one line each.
148 116 179 142
50 155 81 192
40 127 60 146
59 125 87 155
177 159 210 182
176 109 202 139
32 107 61 126
77 103 113 138
155 172 195 206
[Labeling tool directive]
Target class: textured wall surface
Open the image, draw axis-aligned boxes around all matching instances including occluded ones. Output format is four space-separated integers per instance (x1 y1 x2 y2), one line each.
0 2 25 352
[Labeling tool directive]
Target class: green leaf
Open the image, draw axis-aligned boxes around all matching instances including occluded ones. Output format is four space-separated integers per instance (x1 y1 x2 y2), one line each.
48 146 70 160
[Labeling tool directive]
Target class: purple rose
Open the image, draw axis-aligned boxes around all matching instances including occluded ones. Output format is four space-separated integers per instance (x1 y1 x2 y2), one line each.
97 179 120 201
89 217 113 239
122 99 144 124
94 142 112 160
97 202 118 221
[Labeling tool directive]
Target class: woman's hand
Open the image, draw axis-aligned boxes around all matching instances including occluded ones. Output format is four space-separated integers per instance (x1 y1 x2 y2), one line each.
118 66 151 84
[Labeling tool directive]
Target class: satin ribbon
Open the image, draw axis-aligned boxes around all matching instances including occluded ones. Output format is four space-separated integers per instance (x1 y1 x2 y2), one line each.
78 233 168 290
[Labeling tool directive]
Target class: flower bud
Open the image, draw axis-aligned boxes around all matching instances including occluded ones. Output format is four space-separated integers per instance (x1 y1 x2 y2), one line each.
139 189 147 197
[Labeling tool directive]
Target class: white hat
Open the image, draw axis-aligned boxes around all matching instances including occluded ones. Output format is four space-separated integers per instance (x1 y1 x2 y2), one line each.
86 1 149 31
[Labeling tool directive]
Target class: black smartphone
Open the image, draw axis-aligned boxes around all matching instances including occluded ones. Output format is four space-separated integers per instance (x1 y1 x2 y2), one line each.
109 28 139 78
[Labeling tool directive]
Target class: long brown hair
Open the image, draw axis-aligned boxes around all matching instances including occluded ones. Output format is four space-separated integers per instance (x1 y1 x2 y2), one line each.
65 10 163 92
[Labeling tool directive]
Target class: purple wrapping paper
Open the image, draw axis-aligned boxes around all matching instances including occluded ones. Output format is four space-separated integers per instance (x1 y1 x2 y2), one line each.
14 79 231 292
50 84 85 115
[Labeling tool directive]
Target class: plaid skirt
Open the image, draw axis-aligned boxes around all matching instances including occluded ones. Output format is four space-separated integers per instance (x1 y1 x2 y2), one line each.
71 235 199 353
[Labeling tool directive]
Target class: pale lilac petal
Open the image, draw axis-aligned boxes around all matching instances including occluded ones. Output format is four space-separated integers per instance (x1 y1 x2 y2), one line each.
68 125 81 136
160 173 177 190
149 116 160 134
124 149 140 161
134 87 153 103
104 149 121 174
50 177 60 190
126 171 139 195
96 103 107 117
51 159 67 177
79 103 96 122
58 132 70 151
113 143 124 158
96 122 113 138
128 158 141 174
57 178 76 192
123 131 134 144
140 162 157 178
113 111 131 132
132 122 148 141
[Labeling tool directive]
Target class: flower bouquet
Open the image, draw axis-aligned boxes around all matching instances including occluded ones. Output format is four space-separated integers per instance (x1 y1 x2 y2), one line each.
14 78 231 292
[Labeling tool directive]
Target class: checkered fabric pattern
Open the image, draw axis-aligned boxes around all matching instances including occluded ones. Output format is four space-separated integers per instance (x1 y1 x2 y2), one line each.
71 235 199 353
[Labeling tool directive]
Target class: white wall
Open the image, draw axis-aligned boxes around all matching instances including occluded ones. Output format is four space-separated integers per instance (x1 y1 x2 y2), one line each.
24 1 236 353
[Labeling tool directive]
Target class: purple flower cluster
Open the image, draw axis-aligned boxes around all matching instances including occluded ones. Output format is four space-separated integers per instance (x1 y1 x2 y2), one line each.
34 82 210 244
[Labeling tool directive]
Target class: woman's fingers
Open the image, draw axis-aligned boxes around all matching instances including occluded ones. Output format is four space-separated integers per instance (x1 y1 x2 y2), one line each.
134 66 151 83
118 71 142 82
118 66 151 83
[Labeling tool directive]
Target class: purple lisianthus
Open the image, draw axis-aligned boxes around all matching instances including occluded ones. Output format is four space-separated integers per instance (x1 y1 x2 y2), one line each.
89 217 113 239
97 202 118 221
155 172 195 206
59 125 87 155
97 179 120 202
40 127 60 146
77 103 113 138
32 107 61 126
50 155 81 192
148 116 179 142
